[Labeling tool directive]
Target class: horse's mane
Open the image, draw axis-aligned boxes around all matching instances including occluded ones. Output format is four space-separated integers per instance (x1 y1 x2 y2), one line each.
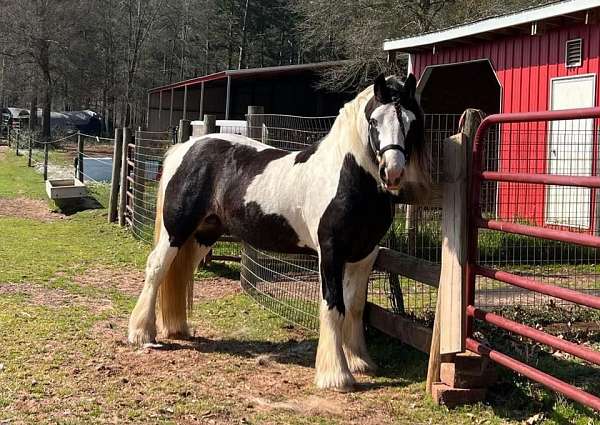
323 85 375 172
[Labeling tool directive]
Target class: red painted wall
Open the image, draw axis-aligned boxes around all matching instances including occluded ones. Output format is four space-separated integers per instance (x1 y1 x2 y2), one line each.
411 23 600 232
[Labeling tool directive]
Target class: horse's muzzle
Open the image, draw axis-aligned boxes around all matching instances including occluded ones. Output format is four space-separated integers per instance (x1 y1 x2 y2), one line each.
379 152 406 191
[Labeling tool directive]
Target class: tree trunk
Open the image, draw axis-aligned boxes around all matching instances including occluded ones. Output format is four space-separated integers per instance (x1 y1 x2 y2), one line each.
278 31 284 66
227 17 234 69
237 0 249 69
42 77 51 143
0 56 5 108
29 93 37 131
29 67 37 131
39 35 51 143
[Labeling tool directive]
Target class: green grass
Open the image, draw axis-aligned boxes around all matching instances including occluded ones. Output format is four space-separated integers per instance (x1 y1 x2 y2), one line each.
0 213 150 284
0 150 47 199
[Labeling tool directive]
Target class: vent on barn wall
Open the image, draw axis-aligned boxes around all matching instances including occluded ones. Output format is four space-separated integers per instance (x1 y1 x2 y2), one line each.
566 38 583 68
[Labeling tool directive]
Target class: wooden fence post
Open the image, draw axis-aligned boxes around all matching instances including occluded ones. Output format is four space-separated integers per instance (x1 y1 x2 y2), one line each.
427 109 488 406
178 119 191 144
427 132 469 394
77 132 84 182
28 134 32 166
203 114 216 135
108 127 123 223
118 127 132 226
43 139 48 180
246 106 264 141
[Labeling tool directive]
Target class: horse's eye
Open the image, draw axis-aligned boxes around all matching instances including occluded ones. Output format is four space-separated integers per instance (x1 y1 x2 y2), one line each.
369 118 377 127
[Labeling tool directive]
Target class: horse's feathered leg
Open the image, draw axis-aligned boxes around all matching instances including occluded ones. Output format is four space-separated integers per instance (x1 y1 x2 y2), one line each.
315 247 355 392
156 239 211 339
128 232 178 345
342 247 379 374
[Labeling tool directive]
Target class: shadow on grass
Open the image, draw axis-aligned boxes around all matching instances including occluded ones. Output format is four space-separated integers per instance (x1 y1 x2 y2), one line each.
199 262 240 280
54 196 103 215
154 328 426 390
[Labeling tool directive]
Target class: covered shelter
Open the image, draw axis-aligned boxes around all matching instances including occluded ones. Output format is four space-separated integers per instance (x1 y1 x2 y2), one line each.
146 61 352 131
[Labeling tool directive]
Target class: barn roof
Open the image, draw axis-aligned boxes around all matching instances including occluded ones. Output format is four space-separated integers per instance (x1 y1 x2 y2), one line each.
384 0 600 53
149 61 350 94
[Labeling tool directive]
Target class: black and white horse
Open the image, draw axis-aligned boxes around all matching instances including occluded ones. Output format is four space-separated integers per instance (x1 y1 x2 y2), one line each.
128 74 430 392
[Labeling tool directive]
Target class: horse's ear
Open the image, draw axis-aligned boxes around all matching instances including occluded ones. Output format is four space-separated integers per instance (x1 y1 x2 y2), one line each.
405 73 417 98
374 73 391 103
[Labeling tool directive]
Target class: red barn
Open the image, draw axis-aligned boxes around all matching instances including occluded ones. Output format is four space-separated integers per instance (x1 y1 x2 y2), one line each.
385 0 600 234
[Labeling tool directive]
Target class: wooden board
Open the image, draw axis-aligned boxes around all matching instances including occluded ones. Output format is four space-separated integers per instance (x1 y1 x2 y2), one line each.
374 247 440 288
365 302 432 354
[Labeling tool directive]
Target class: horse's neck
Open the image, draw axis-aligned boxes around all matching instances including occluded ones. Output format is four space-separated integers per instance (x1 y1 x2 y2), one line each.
318 99 377 179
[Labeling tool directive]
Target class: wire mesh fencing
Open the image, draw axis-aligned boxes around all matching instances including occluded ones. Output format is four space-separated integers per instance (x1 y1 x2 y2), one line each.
126 130 172 243
474 118 600 310
246 114 336 149
241 243 320 330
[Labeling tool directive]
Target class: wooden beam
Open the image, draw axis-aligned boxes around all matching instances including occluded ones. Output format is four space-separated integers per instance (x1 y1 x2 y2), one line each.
199 81 205 119
158 91 163 130
374 247 440 288
365 302 432 354
182 85 188 120
169 88 174 127
225 75 231 120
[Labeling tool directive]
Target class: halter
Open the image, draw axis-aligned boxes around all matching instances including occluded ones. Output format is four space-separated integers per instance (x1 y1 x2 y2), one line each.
368 114 409 163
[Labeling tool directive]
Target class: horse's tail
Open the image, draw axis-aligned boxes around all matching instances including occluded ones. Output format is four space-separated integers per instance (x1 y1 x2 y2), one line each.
154 150 196 338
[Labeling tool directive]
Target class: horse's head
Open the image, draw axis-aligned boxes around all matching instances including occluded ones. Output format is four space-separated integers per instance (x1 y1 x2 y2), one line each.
364 73 429 194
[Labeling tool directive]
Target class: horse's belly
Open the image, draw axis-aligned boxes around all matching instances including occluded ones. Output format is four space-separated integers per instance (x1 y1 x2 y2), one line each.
224 203 316 255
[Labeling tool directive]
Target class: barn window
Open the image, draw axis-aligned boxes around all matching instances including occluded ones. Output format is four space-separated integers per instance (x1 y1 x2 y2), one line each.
566 38 583 68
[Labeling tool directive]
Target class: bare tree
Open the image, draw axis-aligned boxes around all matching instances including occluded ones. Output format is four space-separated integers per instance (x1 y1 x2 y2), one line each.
120 0 165 127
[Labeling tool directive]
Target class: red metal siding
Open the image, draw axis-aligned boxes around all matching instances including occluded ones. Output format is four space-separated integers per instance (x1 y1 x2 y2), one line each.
412 24 600 232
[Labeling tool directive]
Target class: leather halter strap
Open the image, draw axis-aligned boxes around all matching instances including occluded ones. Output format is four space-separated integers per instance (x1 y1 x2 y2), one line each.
368 117 409 162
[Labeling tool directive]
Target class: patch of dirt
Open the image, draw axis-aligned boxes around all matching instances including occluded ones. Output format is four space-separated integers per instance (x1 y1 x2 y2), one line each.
83 316 396 424
247 395 344 416
74 267 240 301
192 277 241 301
0 282 112 311
0 197 65 222
0 145 7 159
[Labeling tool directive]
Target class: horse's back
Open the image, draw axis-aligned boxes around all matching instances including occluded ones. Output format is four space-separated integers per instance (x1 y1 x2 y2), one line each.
161 134 299 249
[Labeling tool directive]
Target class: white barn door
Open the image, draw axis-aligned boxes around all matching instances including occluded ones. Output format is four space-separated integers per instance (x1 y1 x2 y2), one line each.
546 75 596 229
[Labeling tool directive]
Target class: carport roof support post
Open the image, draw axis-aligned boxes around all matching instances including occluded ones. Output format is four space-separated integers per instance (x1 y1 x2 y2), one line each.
225 75 231 120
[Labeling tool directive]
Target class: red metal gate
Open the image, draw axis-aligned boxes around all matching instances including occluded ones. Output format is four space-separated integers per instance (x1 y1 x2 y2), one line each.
466 107 600 411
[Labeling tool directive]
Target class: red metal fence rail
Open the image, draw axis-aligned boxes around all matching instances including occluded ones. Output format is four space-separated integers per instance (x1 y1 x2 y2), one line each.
466 107 600 412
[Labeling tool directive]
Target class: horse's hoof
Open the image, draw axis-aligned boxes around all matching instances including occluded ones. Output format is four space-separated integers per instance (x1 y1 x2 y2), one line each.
331 382 355 393
347 356 378 376
159 326 190 341
315 371 356 392
128 327 157 346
